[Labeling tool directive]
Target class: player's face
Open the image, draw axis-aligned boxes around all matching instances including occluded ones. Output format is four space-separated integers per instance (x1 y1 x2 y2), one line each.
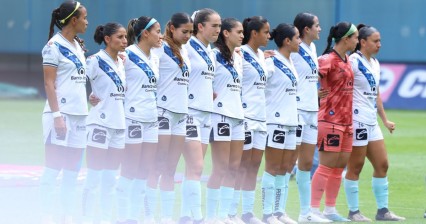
255 22 270 47
171 22 193 45
200 13 222 43
106 27 128 53
307 16 321 41
346 30 359 52
364 32 381 56
146 22 162 48
226 22 244 48
74 7 88 34
290 27 301 52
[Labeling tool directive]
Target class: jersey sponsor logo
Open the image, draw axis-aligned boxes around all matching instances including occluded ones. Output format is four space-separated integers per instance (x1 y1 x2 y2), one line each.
158 117 170 130
355 128 368 140
128 125 142 139
244 131 252 145
326 134 340 146
272 130 285 144
92 128 107 144
186 125 198 138
217 123 230 136
241 49 266 82
299 46 317 74
54 42 85 75
271 56 297 87
296 125 302 138
190 39 215 72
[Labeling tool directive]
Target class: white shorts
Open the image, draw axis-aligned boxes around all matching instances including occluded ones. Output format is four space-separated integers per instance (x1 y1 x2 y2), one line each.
266 124 297 150
296 110 318 145
243 119 267 150
186 109 211 144
87 124 125 149
210 113 244 141
42 113 86 149
352 120 384 146
125 118 158 144
157 107 187 136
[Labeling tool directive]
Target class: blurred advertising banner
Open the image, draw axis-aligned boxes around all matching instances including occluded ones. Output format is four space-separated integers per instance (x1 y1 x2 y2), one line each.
381 63 426 110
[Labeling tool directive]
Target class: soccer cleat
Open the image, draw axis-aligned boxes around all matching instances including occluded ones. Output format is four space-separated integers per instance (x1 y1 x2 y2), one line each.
262 215 283 224
375 211 406 221
144 218 157 224
161 218 177 224
348 210 372 222
126 220 139 224
229 215 245 224
424 210 426 218
205 219 225 224
221 217 237 224
241 213 265 224
323 213 350 222
179 216 194 224
275 213 297 224
298 212 331 223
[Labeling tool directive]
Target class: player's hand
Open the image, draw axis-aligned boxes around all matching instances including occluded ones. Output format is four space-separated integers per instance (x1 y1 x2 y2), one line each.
318 88 329 99
213 92 218 100
385 120 395 134
118 52 127 62
234 47 242 56
264 50 275 58
54 116 67 138
89 93 101 106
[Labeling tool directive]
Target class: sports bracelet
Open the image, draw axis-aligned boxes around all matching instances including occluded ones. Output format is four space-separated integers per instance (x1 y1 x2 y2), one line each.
52 111 62 118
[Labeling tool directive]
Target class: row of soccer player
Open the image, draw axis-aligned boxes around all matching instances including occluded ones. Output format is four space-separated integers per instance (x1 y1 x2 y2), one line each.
40 1 405 224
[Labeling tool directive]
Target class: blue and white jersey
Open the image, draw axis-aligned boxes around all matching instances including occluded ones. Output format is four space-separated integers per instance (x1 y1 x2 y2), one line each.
124 44 159 123
41 32 88 115
240 45 267 122
185 36 216 112
291 41 319 112
212 49 244 120
86 50 126 129
153 42 190 114
350 51 380 125
265 50 298 126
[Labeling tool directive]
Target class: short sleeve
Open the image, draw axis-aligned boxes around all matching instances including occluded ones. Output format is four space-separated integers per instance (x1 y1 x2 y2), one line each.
318 54 331 78
265 57 275 79
85 55 98 80
349 54 358 73
42 41 59 67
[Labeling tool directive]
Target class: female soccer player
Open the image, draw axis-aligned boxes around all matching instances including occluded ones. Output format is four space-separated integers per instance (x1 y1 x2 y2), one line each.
228 15 269 224
262 23 300 224
310 22 358 222
41 1 87 223
179 8 221 224
144 12 192 223
205 17 244 223
82 22 127 224
290 12 330 223
344 24 405 222
114 16 161 224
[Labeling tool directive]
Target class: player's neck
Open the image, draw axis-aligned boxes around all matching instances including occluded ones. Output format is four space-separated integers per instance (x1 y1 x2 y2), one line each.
60 27 77 47
360 49 371 61
195 35 209 47
333 44 347 59
137 42 151 58
247 41 259 54
104 48 118 62
278 47 291 60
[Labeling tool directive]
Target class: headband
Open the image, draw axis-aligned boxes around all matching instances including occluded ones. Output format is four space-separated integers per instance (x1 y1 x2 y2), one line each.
60 1 80 24
135 18 158 42
342 24 357 38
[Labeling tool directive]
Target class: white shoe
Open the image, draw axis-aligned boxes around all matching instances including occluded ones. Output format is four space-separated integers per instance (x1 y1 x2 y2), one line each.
263 216 283 224
277 213 297 224
298 212 331 223
99 221 112 224
221 217 236 224
144 218 157 224
161 218 177 224
229 215 245 224
348 210 372 222
375 211 406 221
205 219 225 224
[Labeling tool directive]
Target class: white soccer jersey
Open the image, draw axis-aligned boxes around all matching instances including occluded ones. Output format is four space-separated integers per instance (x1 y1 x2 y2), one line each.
124 44 159 123
86 50 126 129
350 51 380 125
41 33 88 115
240 45 267 122
265 51 298 126
291 42 319 112
212 49 244 120
185 36 215 112
153 42 190 114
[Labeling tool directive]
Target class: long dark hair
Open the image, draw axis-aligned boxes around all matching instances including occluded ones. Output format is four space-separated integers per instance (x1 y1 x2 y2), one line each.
294 12 316 38
242 16 268 45
48 1 86 51
93 22 124 45
214 18 240 65
322 21 354 55
353 24 379 53
127 16 157 46
164 12 192 68
269 23 297 48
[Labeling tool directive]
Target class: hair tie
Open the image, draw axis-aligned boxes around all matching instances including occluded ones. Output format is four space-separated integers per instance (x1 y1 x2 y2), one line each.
191 10 199 21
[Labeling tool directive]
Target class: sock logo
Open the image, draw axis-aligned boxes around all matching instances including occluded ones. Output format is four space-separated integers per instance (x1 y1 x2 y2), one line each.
217 123 230 136
272 130 285 144
128 125 142 138
326 134 340 146
186 125 198 138
92 128 107 144
158 117 170 130
244 131 252 145
274 188 281 211
356 128 368 140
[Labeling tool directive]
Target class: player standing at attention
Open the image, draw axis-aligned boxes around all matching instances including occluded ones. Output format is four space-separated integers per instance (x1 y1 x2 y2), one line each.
344 24 405 222
41 1 88 223
290 12 331 223
262 23 300 224
179 8 221 224
310 22 358 222
228 16 269 224
205 18 245 224
114 16 162 224
82 22 127 224
144 12 193 224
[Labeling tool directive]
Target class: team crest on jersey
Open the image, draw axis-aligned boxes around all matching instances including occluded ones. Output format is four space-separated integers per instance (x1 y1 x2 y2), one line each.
92 128 107 144
130 107 135 113
242 103 247 108
158 117 170 130
244 131 252 145
186 125 198 138
100 113 106 119
272 130 285 144
217 102 223 107
354 109 358 114
326 134 340 146
128 125 142 139
217 123 230 136
189 94 194 99
161 96 167 101
61 98 66 103
355 129 368 140
275 112 280 117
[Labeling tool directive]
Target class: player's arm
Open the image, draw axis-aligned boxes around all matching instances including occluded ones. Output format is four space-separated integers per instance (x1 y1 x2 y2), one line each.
376 87 395 134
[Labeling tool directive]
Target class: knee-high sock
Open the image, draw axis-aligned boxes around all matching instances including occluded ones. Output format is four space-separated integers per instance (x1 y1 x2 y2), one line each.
144 186 158 219
261 172 275 215
297 169 312 215
218 186 234 219
180 179 191 218
344 178 359 212
129 178 146 221
282 173 291 213
82 169 101 221
324 168 344 207
242 190 255 215
229 190 240 216
311 164 333 208
187 180 203 220
116 176 132 221
160 190 175 219
40 167 60 214
206 187 220 219
372 177 389 209
61 169 79 216
274 174 285 214
100 169 117 222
